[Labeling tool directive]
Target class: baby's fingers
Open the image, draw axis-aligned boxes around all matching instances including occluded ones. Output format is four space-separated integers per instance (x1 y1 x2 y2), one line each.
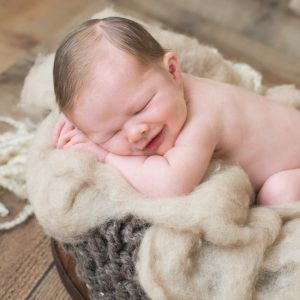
62 133 87 149
53 116 66 144
56 124 77 148
53 113 74 142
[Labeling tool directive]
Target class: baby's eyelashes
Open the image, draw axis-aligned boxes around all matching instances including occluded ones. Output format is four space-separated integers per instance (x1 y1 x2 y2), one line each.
134 95 154 115
110 129 121 136
134 105 146 115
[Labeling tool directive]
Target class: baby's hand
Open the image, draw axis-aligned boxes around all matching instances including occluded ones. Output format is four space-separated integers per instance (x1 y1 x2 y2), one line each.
53 113 108 161
53 113 75 148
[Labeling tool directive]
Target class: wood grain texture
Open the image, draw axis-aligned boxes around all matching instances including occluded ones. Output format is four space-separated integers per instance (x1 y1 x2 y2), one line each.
163 0 300 59
26 266 71 300
0 54 34 118
0 218 52 299
112 0 300 86
0 0 104 73
34 0 111 55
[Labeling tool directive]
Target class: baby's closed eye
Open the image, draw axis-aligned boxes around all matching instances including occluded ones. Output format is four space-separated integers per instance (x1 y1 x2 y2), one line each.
134 94 154 115
110 129 121 136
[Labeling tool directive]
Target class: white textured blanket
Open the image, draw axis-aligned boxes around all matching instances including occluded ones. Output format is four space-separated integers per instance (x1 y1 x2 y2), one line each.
24 8 300 300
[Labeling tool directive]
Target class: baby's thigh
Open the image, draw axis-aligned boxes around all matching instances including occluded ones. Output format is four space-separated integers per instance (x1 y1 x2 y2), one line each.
257 168 300 205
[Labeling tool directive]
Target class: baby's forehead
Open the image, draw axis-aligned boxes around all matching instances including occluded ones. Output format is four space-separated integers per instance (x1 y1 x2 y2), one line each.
87 50 150 93
77 64 146 109
88 31 157 77
76 39 158 109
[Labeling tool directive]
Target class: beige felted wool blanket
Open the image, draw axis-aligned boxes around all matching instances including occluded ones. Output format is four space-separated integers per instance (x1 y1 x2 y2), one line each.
24 8 300 300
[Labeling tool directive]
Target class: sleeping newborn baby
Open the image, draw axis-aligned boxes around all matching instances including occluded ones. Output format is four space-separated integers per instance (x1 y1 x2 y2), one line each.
53 17 300 205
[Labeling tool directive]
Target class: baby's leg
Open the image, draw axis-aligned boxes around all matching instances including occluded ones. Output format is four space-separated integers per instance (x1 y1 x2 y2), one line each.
257 168 300 205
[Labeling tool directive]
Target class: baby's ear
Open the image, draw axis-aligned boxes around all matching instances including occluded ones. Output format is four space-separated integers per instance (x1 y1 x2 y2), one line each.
163 52 182 84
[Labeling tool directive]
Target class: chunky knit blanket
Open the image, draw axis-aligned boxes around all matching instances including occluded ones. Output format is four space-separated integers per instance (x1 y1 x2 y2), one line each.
24 8 300 300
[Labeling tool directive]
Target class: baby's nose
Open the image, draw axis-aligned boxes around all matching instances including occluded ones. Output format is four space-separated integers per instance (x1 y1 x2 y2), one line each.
127 124 149 143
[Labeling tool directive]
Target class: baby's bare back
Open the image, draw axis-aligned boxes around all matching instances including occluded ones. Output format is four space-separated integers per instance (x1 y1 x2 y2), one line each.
185 76 300 190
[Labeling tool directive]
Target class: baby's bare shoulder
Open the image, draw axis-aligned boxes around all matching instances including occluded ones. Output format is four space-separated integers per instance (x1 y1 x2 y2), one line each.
180 76 235 149
176 109 220 150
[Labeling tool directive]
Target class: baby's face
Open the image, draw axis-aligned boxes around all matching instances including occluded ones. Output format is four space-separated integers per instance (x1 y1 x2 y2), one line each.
71 47 188 156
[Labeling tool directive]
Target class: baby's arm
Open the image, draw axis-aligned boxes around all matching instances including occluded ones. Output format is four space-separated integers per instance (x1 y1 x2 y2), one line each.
106 129 216 197
54 114 217 197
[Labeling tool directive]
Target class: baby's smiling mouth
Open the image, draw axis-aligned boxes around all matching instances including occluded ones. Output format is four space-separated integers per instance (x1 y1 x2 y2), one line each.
144 127 164 151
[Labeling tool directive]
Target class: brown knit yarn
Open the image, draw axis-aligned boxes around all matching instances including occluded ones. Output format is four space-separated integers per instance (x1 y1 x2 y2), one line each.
62 215 151 299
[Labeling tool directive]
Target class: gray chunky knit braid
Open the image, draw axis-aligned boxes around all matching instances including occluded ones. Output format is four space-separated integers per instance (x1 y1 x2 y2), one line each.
63 215 151 300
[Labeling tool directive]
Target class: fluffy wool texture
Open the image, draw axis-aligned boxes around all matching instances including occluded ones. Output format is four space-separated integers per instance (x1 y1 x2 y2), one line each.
0 117 35 230
24 7 300 300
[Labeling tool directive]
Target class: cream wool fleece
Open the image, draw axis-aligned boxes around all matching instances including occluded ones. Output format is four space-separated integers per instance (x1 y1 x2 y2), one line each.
24 7 300 300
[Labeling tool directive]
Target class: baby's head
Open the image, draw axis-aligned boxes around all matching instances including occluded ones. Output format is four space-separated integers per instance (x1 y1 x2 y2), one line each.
54 17 188 156
54 17 167 113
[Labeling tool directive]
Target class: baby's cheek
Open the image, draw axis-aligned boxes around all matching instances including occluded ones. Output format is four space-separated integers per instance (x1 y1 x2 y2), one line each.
86 133 99 144
108 138 133 155
101 138 120 154
164 97 181 117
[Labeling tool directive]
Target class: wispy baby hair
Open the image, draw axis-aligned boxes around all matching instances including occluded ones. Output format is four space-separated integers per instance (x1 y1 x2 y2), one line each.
53 16 166 113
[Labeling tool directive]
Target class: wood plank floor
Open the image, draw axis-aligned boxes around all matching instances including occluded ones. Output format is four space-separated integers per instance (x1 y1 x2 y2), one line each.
1 0 300 299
